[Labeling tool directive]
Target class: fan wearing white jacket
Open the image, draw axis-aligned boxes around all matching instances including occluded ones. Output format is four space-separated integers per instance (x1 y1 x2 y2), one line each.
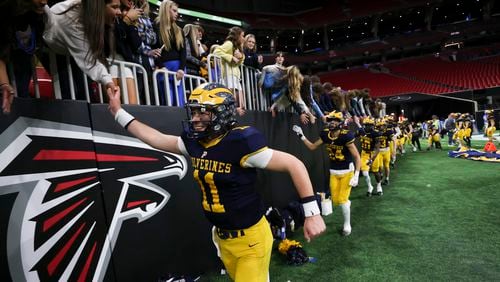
43 0 121 96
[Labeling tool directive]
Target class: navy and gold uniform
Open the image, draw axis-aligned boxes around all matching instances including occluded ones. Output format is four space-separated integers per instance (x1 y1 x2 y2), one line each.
180 126 274 282
378 128 393 169
320 128 355 205
181 126 268 230
427 121 442 150
180 83 276 282
296 110 359 236
357 127 380 172
321 128 354 170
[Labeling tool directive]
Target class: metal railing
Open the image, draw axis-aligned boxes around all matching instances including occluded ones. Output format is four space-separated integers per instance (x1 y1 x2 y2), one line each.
9 53 267 110
47 55 152 104
152 68 207 106
110 59 151 105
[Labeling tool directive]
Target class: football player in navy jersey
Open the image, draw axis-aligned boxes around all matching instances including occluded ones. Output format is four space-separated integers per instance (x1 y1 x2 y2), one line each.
353 116 381 197
376 119 395 188
293 111 361 236
107 83 325 282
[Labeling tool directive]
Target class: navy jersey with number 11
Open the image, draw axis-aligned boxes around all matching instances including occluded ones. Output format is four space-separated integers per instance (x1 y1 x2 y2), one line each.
180 126 268 230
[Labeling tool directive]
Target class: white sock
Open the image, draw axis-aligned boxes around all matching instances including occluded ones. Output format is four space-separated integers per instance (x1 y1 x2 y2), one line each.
341 200 351 235
377 183 383 192
362 171 373 191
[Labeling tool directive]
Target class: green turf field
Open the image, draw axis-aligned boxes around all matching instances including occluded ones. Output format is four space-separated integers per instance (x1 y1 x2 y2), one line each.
203 139 500 281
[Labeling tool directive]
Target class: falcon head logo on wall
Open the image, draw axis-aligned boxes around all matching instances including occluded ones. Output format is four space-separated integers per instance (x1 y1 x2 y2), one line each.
0 117 188 281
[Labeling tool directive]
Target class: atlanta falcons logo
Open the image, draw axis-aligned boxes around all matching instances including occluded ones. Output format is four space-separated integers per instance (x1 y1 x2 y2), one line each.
0 117 188 281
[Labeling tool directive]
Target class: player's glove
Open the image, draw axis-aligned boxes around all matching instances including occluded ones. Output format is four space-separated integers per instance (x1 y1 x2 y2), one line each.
292 125 306 140
349 171 360 187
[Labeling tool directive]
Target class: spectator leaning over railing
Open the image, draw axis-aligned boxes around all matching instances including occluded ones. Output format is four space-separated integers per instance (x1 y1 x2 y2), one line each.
43 0 122 99
301 75 325 122
269 66 316 124
318 82 334 114
243 34 263 70
330 86 346 113
346 89 362 117
259 51 286 105
214 27 246 116
153 0 186 106
361 89 372 117
375 98 386 118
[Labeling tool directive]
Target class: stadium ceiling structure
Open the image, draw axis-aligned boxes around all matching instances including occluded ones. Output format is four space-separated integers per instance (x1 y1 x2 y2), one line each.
169 0 499 71
175 0 437 28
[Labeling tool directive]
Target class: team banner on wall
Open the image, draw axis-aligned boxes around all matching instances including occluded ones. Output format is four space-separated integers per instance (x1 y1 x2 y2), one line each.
0 98 116 281
0 99 218 281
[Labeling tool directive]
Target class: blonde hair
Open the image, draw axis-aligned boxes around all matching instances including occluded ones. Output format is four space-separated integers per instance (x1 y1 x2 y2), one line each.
331 87 346 112
286 66 303 102
156 0 183 51
244 34 257 52
183 24 199 57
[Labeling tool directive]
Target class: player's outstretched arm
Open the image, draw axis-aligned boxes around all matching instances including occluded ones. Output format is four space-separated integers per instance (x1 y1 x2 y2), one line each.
265 149 326 242
292 125 323 150
107 86 181 154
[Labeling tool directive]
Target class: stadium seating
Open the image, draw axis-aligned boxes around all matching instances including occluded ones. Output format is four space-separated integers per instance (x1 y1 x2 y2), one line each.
386 55 500 90
319 67 455 97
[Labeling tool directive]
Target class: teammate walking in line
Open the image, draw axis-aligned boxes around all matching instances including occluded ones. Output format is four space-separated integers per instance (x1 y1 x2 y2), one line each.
376 119 395 188
353 116 381 197
293 111 361 236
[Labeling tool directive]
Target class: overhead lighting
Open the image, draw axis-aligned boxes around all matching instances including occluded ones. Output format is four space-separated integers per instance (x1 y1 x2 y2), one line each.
148 1 243 26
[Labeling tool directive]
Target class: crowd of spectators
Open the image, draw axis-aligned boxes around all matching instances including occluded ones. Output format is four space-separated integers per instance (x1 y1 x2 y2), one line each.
0 0 492 138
